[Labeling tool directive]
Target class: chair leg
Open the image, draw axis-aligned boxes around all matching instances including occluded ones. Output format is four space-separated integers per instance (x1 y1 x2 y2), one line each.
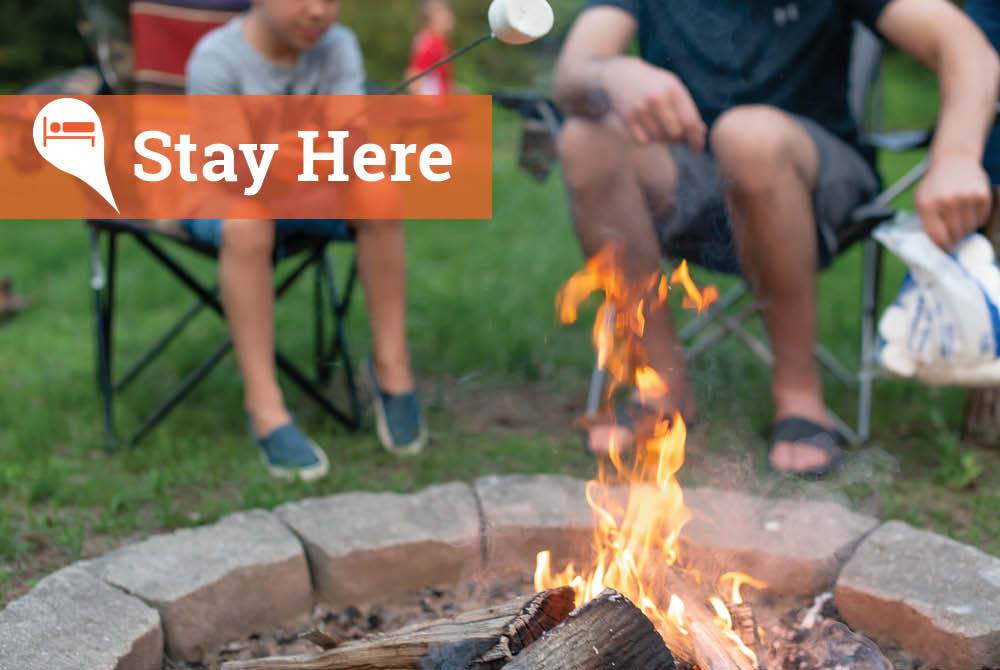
857 238 883 443
315 258 329 384
89 228 118 448
316 250 362 429
336 254 362 427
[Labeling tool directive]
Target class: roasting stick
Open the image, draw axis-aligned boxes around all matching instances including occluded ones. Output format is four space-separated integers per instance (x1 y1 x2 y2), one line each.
389 0 554 96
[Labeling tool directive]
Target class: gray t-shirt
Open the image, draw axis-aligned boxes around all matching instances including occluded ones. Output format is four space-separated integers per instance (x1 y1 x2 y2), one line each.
187 16 365 95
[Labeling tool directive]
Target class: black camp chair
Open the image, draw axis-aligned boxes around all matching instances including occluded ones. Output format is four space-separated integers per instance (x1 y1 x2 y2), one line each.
496 25 934 445
74 0 363 448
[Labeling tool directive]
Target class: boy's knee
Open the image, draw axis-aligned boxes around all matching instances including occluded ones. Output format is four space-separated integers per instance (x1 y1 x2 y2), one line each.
355 219 403 237
221 219 276 256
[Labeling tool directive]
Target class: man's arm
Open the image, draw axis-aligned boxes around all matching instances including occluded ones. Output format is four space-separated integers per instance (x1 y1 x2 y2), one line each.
553 6 706 151
877 0 1000 248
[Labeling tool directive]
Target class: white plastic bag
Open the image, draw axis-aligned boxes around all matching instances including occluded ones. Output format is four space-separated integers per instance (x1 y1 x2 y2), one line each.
874 213 1000 386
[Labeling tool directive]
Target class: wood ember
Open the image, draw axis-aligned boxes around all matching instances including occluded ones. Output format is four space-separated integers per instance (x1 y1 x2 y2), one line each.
757 601 893 670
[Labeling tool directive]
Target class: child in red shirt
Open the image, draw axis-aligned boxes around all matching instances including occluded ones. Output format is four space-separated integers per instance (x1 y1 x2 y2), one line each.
407 0 456 95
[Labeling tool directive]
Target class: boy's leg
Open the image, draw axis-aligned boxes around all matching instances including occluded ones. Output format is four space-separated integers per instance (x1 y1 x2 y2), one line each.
219 219 289 436
559 118 695 426
712 106 830 472
354 220 414 393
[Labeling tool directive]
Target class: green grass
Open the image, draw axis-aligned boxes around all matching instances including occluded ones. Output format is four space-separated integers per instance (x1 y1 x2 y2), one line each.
1 51 998 606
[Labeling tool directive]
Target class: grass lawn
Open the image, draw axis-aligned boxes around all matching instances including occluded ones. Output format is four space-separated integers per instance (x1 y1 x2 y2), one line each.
1 52 998 607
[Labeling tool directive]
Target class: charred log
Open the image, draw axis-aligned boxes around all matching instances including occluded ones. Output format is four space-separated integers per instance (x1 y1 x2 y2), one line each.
504 589 676 670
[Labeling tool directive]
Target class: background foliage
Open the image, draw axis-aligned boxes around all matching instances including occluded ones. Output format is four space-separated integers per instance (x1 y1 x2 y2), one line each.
2 0 582 92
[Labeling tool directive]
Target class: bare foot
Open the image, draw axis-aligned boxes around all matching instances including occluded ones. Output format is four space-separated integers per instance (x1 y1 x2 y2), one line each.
768 439 836 473
249 406 293 438
372 355 415 395
769 402 839 474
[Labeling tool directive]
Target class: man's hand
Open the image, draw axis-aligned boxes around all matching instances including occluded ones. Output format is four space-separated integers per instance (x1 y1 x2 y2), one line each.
602 57 707 152
915 155 993 249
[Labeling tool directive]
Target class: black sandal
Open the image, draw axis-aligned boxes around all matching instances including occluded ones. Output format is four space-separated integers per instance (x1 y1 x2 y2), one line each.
769 417 845 479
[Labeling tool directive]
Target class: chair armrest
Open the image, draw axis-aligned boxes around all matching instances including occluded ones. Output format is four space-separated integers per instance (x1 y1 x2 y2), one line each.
866 129 933 152
20 66 104 95
836 203 897 250
492 90 562 124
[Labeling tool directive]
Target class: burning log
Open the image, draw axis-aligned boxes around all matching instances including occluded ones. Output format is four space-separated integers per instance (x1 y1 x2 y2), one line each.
220 587 576 670
504 589 676 670
690 622 755 670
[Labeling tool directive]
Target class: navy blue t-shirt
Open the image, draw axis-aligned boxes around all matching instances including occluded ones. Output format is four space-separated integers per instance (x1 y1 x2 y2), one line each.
589 0 891 144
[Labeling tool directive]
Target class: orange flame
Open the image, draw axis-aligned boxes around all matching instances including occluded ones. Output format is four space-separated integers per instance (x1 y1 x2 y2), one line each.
539 249 762 667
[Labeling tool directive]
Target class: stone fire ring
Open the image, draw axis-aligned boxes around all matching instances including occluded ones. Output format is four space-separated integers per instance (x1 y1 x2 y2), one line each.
2 476 999 670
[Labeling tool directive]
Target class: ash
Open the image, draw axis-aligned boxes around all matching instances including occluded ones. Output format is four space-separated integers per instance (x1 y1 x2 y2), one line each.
165 578 533 670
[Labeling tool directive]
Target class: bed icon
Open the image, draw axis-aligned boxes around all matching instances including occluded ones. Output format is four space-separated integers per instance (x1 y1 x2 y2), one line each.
42 116 97 147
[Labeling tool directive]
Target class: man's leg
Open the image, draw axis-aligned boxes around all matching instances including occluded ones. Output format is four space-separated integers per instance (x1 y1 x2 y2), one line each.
711 106 832 473
219 219 288 436
354 220 414 394
559 118 695 442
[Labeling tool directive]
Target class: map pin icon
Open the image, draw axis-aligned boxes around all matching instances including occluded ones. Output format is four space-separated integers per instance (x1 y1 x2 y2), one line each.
33 98 119 213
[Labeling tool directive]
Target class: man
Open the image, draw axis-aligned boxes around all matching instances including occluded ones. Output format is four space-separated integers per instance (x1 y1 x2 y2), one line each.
556 0 998 476
969 0 1000 188
187 0 428 481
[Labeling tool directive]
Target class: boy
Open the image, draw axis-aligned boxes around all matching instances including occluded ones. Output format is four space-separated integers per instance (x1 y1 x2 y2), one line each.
187 0 428 481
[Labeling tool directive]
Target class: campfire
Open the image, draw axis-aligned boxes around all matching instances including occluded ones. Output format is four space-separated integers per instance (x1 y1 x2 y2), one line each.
221 251 894 670
532 246 766 670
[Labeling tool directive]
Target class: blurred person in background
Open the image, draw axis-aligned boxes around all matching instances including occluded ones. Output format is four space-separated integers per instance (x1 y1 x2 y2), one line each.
0 276 25 321
406 0 456 95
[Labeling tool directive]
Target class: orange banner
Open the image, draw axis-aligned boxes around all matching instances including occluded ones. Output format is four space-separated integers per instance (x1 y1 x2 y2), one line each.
0 95 493 220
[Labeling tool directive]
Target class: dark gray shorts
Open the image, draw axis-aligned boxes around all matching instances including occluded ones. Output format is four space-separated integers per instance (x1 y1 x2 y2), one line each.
658 115 880 274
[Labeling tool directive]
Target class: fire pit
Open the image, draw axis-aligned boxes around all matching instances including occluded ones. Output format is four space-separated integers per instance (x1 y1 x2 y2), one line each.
206 255 905 670
4 255 1000 670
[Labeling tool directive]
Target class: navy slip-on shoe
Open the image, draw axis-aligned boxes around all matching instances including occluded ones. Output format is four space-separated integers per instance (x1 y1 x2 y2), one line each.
249 420 330 482
365 359 428 456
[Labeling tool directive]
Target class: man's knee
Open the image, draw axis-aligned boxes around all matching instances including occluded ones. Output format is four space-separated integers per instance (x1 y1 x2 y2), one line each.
711 106 813 192
221 220 276 256
559 118 674 211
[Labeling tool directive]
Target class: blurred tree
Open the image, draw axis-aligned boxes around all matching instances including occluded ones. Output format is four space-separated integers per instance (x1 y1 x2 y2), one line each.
2 0 582 92
0 0 88 91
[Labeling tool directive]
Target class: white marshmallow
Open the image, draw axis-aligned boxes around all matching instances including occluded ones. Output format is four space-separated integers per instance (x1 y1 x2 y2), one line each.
879 304 910 343
967 263 1000 304
488 0 555 45
880 343 917 378
956 234 995 270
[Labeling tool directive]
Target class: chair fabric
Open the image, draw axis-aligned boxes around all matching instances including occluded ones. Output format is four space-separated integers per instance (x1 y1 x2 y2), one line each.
130 0 249 90
848 23 886 142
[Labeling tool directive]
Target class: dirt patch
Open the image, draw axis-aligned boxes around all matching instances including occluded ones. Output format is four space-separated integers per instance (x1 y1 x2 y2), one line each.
424 375 582 438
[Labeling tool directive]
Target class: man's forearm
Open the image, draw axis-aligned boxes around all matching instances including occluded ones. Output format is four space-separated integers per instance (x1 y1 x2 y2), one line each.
930 34 1000 164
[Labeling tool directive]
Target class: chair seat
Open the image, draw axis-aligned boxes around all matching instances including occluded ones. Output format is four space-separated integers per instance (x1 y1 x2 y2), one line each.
87 218 355 261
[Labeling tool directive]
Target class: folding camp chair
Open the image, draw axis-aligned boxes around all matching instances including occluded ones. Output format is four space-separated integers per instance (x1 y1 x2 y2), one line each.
79 0 363 448
496 24 934 445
